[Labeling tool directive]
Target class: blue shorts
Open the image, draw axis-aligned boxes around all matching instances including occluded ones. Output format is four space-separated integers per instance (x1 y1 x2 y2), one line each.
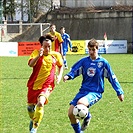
70 91 102 108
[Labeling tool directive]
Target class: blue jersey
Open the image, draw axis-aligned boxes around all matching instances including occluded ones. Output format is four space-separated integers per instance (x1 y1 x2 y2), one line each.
61 33 72 55
66 56 124 96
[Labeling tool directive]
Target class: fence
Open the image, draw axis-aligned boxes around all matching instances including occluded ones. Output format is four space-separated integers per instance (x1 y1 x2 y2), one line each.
0 21 50 42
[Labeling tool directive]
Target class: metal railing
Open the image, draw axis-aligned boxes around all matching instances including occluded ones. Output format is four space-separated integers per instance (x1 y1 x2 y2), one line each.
0 21 50 42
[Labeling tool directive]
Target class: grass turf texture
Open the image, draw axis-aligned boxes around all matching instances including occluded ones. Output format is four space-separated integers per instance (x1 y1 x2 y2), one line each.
0 54 132 133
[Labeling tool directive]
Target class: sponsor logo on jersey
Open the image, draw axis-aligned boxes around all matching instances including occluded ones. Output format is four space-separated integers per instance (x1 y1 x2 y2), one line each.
87 67 96 77
97 62 103 68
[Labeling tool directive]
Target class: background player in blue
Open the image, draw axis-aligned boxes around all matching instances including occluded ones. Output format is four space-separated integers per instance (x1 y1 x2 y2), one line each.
60 26 72 69
63 38 124 133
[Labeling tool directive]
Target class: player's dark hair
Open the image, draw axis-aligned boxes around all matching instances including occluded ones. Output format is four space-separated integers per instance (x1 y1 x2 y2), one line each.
88 38 99 49
38 36 45 45
50 24 56 28
60 26 65 30
38 34 54 46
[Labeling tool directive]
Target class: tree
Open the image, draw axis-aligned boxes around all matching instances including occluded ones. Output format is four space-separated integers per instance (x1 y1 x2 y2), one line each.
2 0 53 22
17 0 53 22
9 0 16 21
3 0 7 20
27 0 52 22
0 0 3 23
3 0 16 21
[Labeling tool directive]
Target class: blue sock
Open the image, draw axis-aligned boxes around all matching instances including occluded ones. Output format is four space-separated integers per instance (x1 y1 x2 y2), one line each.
64 60 67 67
71 122 82 133
84 112 91 121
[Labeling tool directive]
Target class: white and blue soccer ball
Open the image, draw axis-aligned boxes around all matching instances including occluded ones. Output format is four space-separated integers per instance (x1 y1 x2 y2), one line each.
73 104 88 119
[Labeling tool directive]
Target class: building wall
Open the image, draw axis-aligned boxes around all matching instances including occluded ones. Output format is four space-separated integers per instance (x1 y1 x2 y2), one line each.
61 0 133 7
45 10 132 53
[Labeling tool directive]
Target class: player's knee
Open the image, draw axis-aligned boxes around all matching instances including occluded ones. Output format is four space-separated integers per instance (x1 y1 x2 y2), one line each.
37 95 46 107
27 105 35 112
77 97 89 106
37 101 44 107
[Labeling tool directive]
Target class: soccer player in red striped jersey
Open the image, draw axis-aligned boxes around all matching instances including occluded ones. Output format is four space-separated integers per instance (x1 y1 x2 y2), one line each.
27 34 63 133
48 24 63 53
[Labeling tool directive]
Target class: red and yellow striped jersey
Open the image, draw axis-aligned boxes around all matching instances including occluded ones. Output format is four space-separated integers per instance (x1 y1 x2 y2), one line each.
48 31 63 52
27 50 63 90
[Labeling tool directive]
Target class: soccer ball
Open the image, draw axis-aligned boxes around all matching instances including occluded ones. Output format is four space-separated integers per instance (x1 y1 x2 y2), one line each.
73 104 88 119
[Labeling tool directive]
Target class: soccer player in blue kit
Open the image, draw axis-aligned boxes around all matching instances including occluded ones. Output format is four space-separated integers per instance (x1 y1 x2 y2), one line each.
60 26 72 69
63 38 124 133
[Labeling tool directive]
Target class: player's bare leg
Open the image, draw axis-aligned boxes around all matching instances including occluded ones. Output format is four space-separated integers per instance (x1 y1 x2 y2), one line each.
77 97 91 131
68 105 83 133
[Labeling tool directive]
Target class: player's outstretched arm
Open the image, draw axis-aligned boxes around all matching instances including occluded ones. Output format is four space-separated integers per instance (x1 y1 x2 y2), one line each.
56 65 64 84
118 94 124 102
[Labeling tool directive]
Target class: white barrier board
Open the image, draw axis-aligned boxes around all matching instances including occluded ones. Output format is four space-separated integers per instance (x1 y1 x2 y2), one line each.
0 42 18 56
85 40 127 54
105 40 127 53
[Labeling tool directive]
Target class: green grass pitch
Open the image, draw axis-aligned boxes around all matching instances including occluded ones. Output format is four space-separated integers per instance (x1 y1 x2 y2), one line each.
0 54 132 133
